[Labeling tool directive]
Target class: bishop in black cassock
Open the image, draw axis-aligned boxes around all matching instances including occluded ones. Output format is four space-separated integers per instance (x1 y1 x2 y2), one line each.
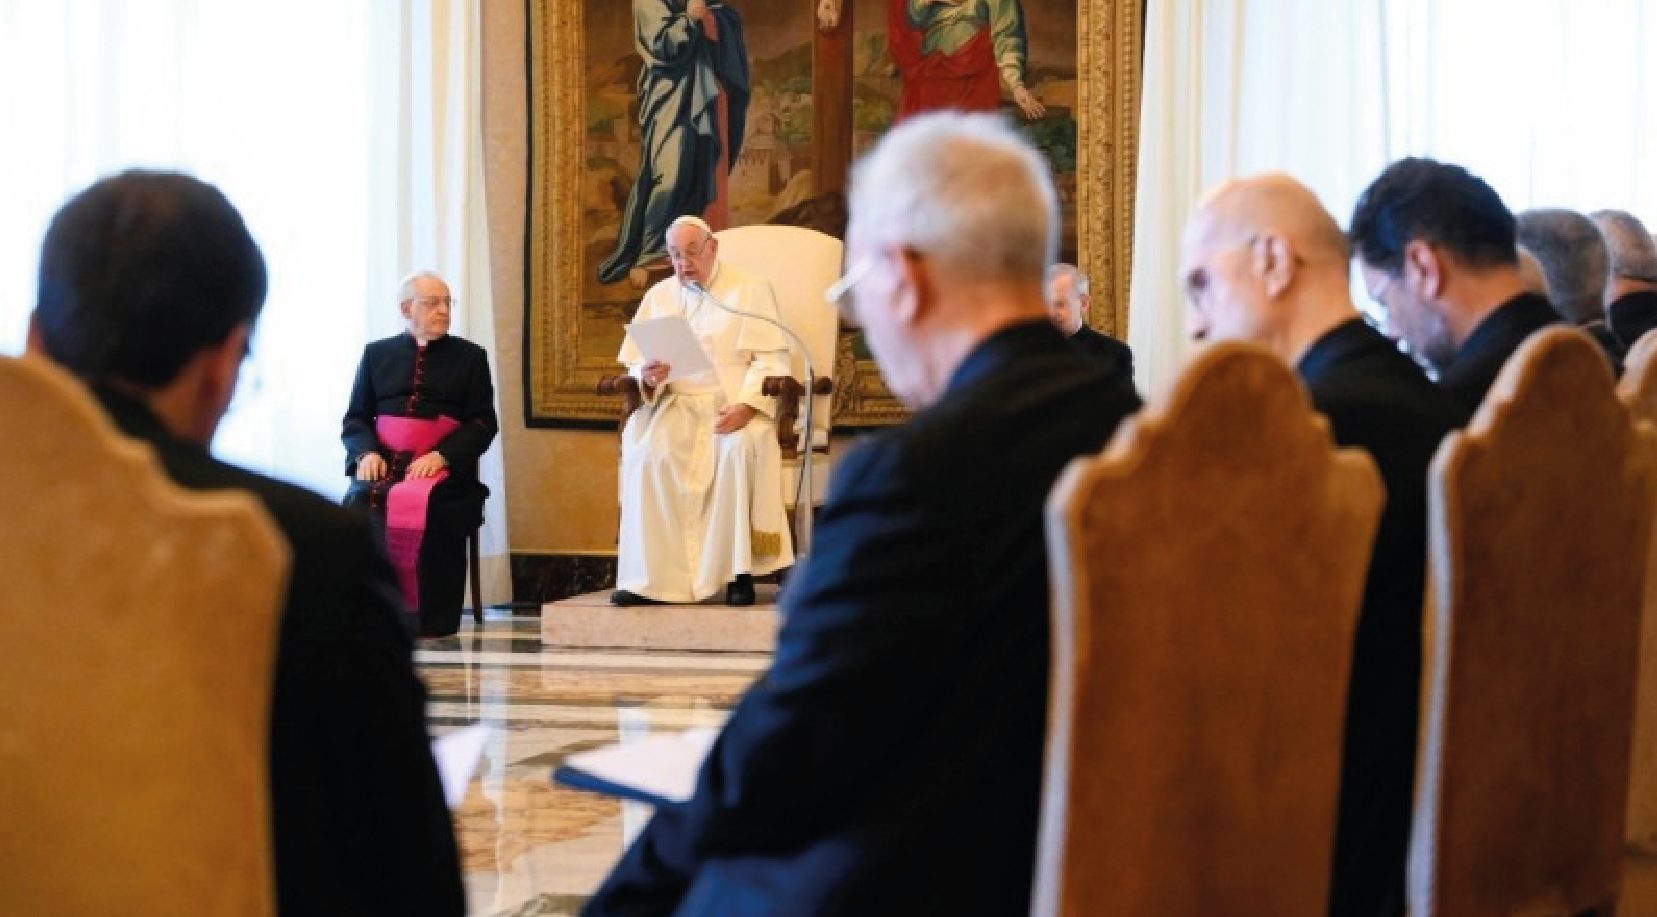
343 273 498 637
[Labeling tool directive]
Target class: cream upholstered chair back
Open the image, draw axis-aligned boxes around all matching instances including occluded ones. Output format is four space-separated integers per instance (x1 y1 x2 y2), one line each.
0 355 288 915
1618 328 1657 852
1412 327 1657 915
1034 343 1383 916
713 224 841 504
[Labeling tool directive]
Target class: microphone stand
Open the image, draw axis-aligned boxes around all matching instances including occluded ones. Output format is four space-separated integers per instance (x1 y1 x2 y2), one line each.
686 281 818 556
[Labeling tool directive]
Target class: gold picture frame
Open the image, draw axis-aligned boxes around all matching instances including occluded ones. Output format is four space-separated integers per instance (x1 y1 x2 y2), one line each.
525 0 1141 427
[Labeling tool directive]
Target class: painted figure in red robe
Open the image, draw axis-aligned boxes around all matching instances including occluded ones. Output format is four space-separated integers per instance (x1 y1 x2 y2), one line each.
887 0 1046 122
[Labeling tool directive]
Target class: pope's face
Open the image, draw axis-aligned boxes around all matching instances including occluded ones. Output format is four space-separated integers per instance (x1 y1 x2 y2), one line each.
666 225 718 287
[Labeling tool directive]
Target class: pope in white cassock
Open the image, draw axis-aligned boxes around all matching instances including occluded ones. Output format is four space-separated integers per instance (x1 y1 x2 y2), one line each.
612 215 794 606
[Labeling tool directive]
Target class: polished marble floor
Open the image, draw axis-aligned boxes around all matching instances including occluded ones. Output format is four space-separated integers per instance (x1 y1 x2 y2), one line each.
419 613 1657 916
417 613 765 917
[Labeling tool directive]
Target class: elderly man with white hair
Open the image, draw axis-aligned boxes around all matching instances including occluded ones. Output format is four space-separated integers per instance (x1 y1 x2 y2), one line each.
611 214 794 607
582 113 1139 916
1046 261 1135 384
343 271 498 637
1591 209 1657 352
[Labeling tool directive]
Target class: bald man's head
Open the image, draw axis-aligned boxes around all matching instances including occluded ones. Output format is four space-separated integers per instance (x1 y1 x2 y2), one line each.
1180 174 1356 358
1188 174 1351 265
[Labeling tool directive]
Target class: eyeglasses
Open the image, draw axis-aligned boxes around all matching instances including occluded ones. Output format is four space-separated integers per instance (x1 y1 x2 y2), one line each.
1182 236 1255 306
413 296 455 309
824 257 873 325
824 257 872 305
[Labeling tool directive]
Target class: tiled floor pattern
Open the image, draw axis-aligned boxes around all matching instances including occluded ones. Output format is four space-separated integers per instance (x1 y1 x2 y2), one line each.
418 614 764 916
423 614 1657 916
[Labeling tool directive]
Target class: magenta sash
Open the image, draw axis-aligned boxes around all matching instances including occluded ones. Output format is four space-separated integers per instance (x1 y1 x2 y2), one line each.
376 415 460 614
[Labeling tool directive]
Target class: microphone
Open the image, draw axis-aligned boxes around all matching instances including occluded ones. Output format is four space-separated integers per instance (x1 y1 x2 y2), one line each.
684 279 819 556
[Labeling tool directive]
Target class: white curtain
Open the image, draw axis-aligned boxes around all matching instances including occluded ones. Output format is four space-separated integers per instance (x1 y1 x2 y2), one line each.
1130 0 1657 396
0 0 511 605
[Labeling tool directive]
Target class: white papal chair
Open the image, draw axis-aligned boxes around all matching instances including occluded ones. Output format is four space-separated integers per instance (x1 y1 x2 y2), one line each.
706 225 841 528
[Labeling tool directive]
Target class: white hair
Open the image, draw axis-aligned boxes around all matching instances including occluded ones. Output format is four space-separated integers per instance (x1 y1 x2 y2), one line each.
398 270 447 303
848 112 1058 286
1591 210 1657 283
1046 262 1090 298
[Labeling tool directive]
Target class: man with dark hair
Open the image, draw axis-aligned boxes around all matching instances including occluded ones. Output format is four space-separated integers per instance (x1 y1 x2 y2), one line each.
1349 157 1558 412
1591 209 1657 352
1516 207 1620 372
27 170 464 917
1184 173 1462 917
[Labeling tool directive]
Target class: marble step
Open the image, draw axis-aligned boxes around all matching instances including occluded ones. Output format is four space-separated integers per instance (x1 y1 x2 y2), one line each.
541 587 780 653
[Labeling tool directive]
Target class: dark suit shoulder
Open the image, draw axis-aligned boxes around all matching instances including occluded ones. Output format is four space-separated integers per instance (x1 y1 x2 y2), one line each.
1069 325 1135 382
1440 293 1558 412
160 446 377 559
1300 321 1467 444
365 333 412 356
906 329 1136 457
368 333 486 355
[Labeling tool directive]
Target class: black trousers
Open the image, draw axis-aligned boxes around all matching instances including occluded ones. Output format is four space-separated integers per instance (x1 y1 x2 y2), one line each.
345 484 482 638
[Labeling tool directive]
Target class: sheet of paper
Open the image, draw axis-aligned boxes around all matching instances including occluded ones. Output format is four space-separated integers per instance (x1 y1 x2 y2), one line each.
624 316 715 383
432 723 489 808
555 726 720 805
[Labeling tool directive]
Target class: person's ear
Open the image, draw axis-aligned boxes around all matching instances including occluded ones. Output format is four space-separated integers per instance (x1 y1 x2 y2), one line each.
1258 233 1296 299
205 324 251 418
172 323 251 445
399 299 414 321
1403 240 1443 300
892 246 930 326
210 323 248 397
24 312 46 357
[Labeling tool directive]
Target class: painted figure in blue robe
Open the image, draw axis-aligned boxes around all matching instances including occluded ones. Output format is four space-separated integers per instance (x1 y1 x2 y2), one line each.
599 0 750 286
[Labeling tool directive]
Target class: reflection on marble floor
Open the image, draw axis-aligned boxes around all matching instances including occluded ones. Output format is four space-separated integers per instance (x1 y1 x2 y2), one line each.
418 614 767 917
419 616 1657 916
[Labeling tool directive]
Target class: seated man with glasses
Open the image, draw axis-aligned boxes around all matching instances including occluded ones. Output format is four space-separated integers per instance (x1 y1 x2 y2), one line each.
342 271 498 637
612 214 794 607
585 112 1139 917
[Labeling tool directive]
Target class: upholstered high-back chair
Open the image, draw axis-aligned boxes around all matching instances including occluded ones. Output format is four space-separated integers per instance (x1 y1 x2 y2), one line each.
1619 328 1657 853
707 225 840 514
1034 343 1383 916
1411 328 1657 915
0 355 288 915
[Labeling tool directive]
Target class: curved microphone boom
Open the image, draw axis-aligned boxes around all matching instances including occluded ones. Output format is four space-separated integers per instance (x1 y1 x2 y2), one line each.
685 280 818 556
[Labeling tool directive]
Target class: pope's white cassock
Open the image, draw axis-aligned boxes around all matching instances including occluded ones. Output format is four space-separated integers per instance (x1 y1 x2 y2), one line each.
616 261 795 602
